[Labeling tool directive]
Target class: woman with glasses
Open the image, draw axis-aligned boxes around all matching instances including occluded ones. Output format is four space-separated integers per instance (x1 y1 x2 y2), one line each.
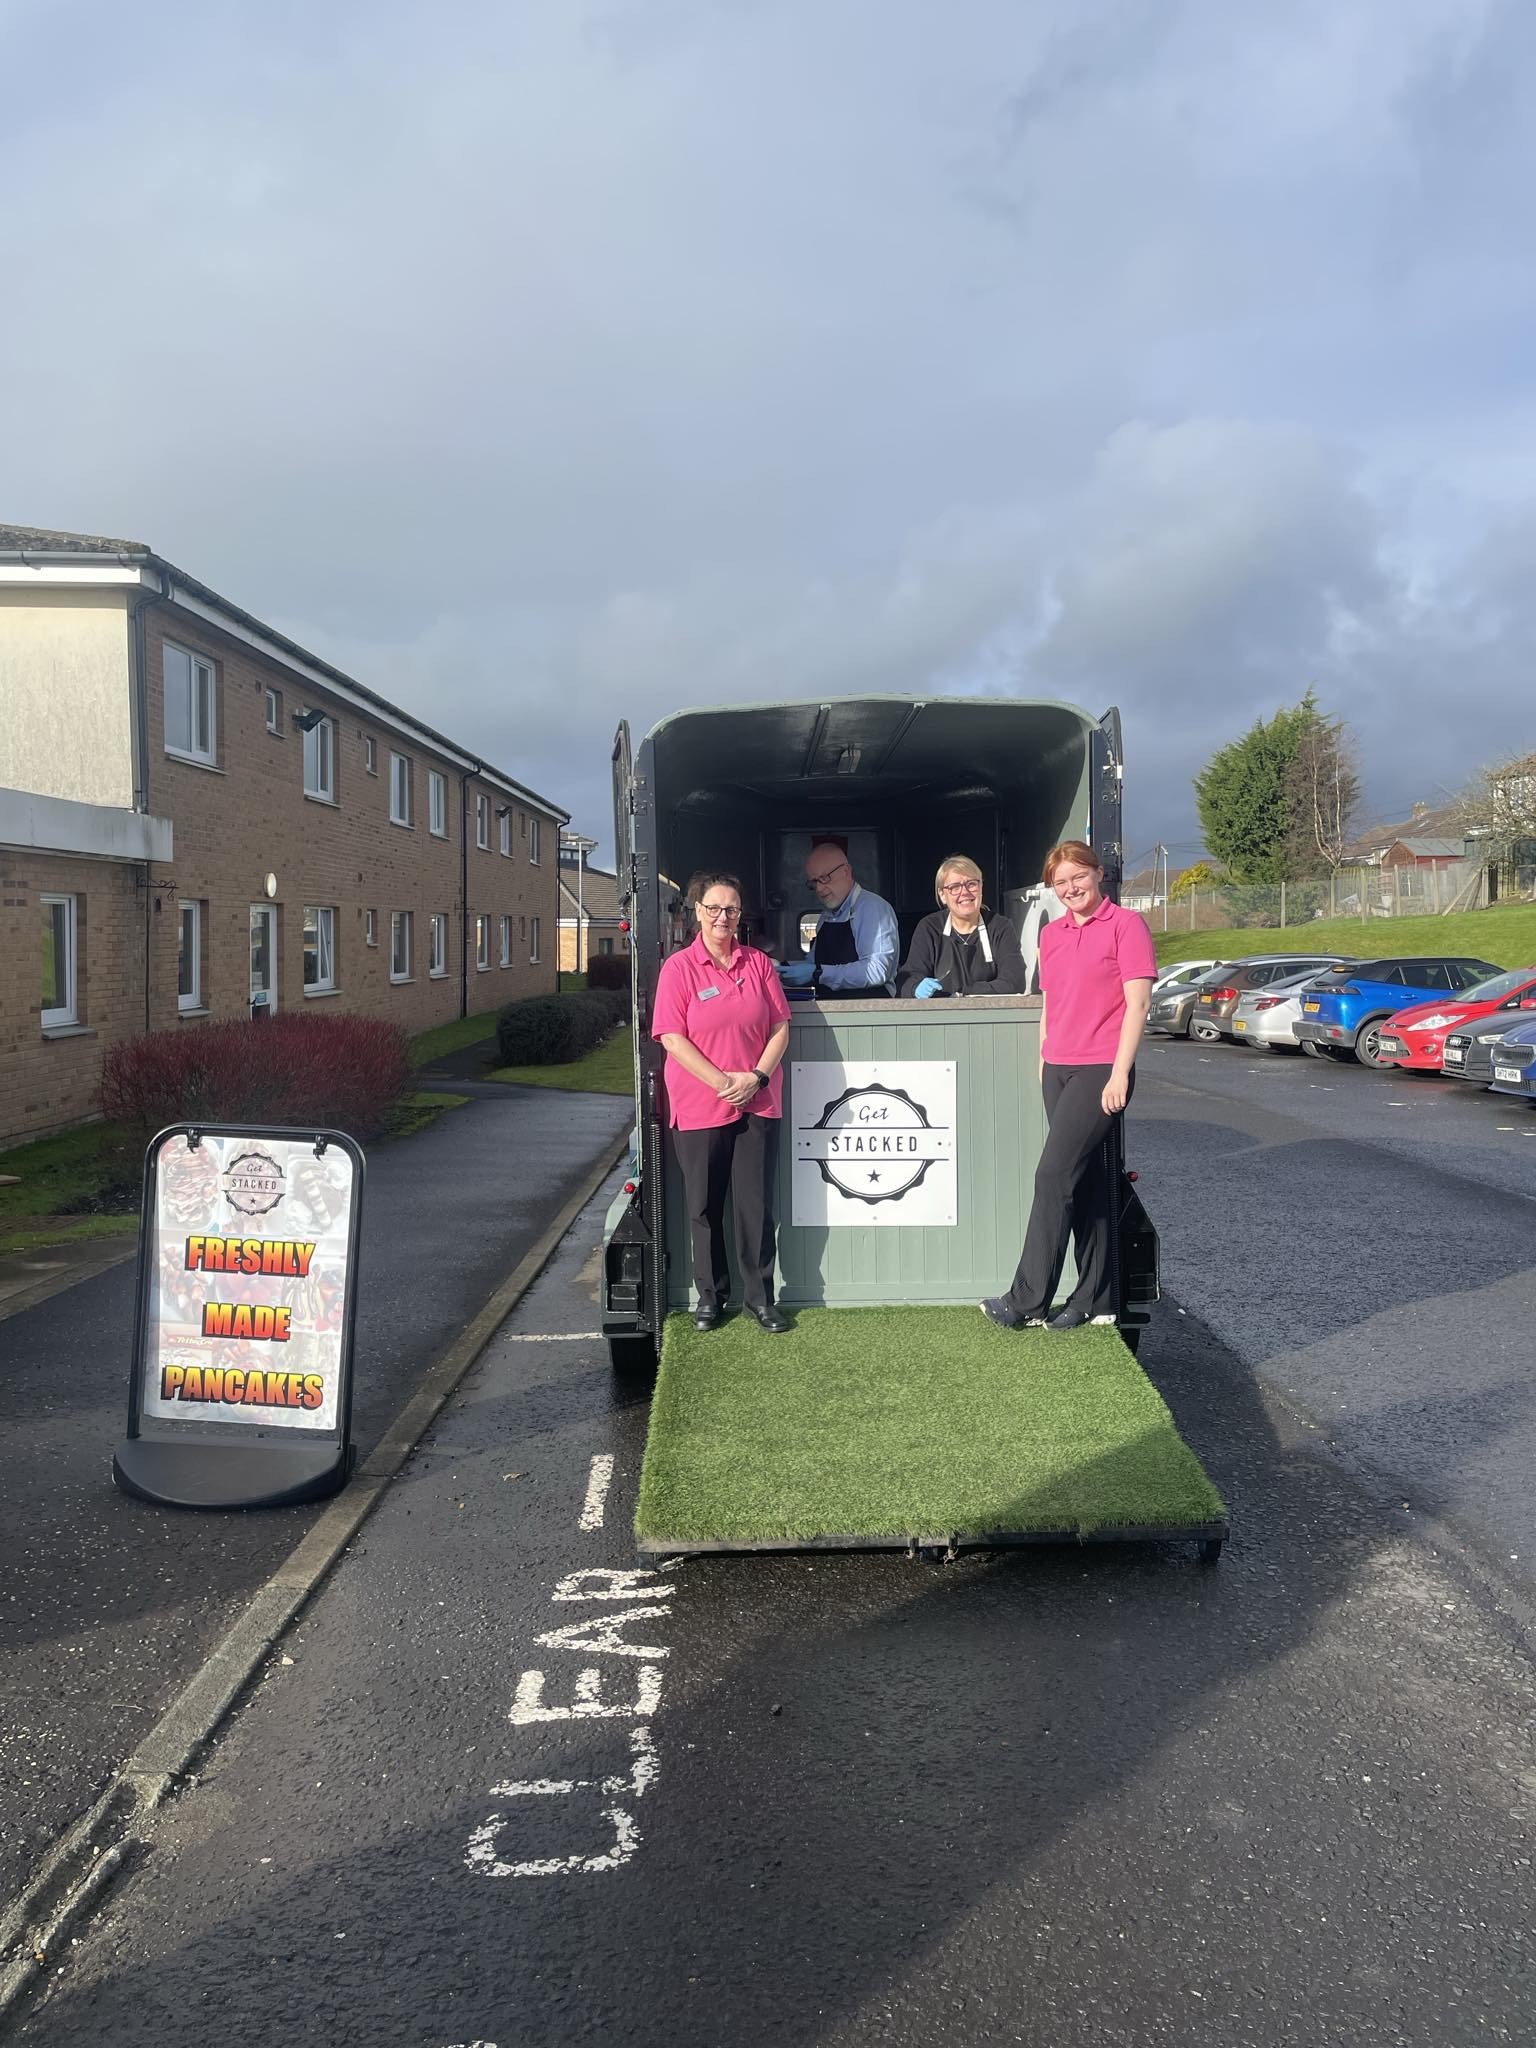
652 872 793 1333
897 855 1027 998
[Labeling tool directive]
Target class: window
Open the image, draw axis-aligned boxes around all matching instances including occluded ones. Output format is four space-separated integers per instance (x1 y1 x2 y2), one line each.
364 735 377 775
178 901 203 1011
476 916 491 969
499 808 511 856
164 642 216 763
303 714 335 800
429 913 448 977
599 936 614 956
41 894 78 1028
264 687 282 734
429 770 447 837
499 915 512 966
390 912 412 982
528 817 541 865
365 909 378 947
529 915 541 962
303 906 336 993
389 752 413 826
476 793 490 849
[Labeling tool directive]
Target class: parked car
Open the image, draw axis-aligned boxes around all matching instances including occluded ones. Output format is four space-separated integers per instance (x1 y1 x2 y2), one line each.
1487 1018 1536 1102
1196 955 1352 1042
1441 1020 1515 1086
1151 958 1223 995
1229 964 1356 1052
1294 956 1505 1068
1146 964 1233 1040
1372 966 1536 1074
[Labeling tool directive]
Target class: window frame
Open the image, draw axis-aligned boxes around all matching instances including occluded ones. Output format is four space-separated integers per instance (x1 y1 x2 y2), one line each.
365 908 378 948
529 914 541 963
364 734 378 776
528 817 541 865
499 808 511 857
389 911 413 984
41 892 78 1029
476 915 491 971
476 793 490 850
163 641 217 765
303 905 337 995
499 914 512 967
429 770 448 838
303 713 336 802
177 899 203 1012
389 751 413 828
264 686 282 735
429 912 448 978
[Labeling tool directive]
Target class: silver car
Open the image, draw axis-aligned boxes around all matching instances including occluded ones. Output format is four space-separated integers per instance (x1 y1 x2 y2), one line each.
1230 964 1355 1052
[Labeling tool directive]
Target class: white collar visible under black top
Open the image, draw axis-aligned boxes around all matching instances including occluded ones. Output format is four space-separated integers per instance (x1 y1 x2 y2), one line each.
942 912 993 964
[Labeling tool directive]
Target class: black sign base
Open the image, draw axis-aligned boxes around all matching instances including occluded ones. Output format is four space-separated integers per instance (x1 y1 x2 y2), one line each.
113 1436 355 1510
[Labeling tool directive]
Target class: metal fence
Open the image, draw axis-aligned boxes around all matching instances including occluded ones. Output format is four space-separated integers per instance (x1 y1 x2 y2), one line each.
1146 860 1505 933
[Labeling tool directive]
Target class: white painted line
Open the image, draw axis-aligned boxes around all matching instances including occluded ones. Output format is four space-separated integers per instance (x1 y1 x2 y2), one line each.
579 1454 615 1531
501 1331 603 1343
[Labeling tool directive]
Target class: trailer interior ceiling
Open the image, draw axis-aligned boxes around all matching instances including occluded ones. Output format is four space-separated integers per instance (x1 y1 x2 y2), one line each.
647 696 1101 954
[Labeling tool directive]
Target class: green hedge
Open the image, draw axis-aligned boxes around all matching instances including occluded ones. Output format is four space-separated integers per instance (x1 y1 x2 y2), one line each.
496 988 629 1066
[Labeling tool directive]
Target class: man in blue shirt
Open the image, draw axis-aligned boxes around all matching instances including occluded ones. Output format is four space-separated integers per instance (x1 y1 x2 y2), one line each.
780 846 899 997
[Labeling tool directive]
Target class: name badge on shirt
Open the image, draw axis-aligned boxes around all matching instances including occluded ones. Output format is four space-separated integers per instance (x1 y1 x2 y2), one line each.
697 986 721 1000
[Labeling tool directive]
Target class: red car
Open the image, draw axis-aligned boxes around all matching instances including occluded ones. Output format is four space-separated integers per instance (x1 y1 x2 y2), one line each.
1373 966 1536 1072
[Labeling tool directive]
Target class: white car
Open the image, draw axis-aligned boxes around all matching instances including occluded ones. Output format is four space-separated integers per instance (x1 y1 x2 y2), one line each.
1229 967 1336 1052
1151 958 1222 996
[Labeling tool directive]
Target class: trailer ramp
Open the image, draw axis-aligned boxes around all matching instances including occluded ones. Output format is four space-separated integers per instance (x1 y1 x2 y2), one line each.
635 1308 1226 1560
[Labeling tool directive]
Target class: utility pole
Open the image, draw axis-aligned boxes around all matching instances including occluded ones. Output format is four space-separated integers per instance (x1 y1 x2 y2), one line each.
561 830 600 975
1155 843 1169 931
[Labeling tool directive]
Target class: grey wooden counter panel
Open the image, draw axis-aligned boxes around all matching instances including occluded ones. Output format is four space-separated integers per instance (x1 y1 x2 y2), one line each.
663 1002 1057 1308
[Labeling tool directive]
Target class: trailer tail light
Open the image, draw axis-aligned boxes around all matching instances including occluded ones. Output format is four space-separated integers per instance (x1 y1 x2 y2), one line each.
620 920 631 933
623 1180 638 1195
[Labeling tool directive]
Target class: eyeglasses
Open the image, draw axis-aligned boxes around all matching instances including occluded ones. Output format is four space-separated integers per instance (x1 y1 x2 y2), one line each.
806 861 849 889
699 904 741 921
940 880 980 896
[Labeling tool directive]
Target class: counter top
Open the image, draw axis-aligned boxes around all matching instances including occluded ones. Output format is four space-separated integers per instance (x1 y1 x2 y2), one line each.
787 993 1042 1018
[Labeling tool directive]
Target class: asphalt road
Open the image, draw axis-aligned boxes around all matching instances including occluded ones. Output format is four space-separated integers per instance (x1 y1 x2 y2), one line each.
0 1084 630 1908
13 1048 1534 2048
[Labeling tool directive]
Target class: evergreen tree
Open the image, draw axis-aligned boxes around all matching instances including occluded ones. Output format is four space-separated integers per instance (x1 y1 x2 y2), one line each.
1194 693 1356 882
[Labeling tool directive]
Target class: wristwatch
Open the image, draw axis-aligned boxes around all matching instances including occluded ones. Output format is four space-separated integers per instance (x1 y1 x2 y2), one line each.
751 1068 770 1090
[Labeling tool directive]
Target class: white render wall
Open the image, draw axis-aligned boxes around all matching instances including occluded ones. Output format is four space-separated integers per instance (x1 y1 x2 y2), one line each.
0 588 135 807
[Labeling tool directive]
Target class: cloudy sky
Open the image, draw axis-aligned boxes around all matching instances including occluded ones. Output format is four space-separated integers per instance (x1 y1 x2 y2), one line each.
6 0 1536 867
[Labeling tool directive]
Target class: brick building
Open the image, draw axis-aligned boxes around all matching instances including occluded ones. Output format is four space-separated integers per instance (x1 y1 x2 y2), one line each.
557 833 629 974
1 524 566 1146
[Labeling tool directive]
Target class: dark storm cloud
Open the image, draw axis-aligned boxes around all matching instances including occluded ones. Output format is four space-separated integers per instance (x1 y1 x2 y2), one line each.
3 0 1535 861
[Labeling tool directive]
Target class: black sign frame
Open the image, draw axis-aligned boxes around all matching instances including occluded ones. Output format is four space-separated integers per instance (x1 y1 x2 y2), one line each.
113 1122 366 1510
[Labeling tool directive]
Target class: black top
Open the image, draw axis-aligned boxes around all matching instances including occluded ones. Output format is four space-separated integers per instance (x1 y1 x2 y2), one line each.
897 909 1027 998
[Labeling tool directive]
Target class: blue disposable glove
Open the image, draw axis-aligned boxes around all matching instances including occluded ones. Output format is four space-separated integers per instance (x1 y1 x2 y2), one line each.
779 959 816 987
913 977 945 999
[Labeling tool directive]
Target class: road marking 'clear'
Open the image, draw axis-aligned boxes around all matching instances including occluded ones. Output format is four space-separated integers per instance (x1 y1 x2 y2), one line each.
579 1454 615 1530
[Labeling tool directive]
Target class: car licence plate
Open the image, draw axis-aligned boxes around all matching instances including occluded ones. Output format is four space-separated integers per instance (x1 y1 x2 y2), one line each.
1495 1065 1523 1083
1444 1047 1464 1063
1303 1001 1320 1013
1233 1020 1246 1031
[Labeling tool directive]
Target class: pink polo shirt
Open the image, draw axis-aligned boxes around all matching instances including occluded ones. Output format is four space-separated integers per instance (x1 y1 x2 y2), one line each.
651 934 792 1130
1039 897 1157 1065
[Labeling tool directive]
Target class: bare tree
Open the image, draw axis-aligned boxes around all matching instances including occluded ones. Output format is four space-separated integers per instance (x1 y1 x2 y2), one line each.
1283 700 1360 873
1457 747 1536 854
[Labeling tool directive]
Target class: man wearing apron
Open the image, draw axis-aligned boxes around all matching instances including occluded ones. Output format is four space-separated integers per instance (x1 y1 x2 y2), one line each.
779 844 899 999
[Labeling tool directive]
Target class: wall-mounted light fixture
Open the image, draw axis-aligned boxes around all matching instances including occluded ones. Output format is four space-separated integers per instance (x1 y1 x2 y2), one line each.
293 707 326 732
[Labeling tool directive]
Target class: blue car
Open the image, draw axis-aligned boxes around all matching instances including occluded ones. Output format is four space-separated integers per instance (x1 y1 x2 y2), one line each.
1488 1018 1536 1101
1294 954 1504 1068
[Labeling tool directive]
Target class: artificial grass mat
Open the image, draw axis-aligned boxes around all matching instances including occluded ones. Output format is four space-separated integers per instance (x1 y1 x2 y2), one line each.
634 1307 1225 1547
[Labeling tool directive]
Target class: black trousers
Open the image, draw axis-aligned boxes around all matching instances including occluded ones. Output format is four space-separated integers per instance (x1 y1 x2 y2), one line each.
1004 1062 1134 1319
671 1114 781 1311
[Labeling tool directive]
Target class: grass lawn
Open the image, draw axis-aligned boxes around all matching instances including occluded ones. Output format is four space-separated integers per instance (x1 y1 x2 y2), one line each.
1153 900 1536 972
0 1122 141 1256
408 1008 502 1069
635 1307 1225 1547
489 1023 634 1095
383 1090 470 1139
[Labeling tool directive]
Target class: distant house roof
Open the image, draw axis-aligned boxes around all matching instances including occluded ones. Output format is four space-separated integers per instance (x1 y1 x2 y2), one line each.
0 522 568 823
558 866 622 923
1345 798 1468 861
1389 837 1465 859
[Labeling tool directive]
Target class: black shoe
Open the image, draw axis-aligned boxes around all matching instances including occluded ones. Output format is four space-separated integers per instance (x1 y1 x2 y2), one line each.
746 1302 788 1333
979 1297 1045 1330
693 1303 722 1332
1046 1307 1118 1332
